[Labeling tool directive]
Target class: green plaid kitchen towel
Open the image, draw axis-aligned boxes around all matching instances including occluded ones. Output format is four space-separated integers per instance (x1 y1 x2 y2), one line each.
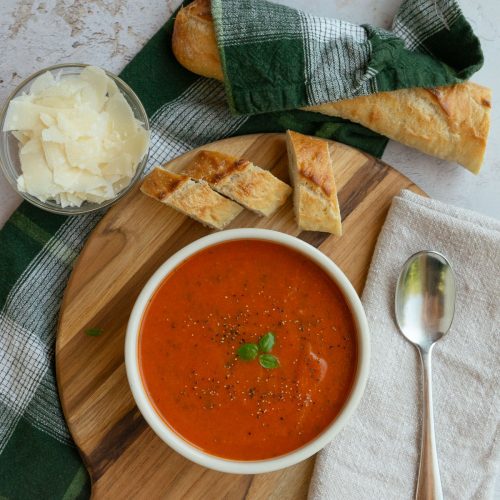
212 0 483 113
0 0 482 498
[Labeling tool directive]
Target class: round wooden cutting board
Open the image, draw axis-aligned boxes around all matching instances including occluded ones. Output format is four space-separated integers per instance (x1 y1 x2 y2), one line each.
56 133 424 499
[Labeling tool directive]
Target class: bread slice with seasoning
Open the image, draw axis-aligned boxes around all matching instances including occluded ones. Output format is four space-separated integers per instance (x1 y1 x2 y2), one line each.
140 167 243 230
286 131 342 235
180 150 292 217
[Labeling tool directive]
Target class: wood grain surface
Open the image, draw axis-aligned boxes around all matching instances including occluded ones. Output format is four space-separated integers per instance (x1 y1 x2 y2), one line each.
56 133 424 499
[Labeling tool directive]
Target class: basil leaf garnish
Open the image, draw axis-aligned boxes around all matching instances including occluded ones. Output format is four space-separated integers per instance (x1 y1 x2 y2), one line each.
237 343 259 361
258 332 275 353
259 354 280 369
85 327 103 337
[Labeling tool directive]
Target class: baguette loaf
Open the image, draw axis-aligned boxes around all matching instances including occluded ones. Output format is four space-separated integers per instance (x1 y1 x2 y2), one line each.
286 130 342 235
172 0 491 174
180 150 292 216
306 85 490 174
141 167 243 229
172 0 223 81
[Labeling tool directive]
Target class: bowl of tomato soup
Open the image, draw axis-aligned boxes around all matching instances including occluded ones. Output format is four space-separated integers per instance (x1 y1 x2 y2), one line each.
125 229 369 474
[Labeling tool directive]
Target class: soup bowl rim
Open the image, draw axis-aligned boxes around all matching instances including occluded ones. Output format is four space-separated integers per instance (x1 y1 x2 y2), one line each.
125 228 370 474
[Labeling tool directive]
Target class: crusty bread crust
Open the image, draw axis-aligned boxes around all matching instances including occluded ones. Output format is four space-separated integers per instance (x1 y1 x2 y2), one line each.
286 131 342 235
306 84 491 174
172 0 223 81
172 0 491 173
140 167 191 200
141 167 242 229
181 150 292 216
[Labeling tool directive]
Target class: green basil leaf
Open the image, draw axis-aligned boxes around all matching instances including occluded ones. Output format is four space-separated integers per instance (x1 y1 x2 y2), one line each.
237 343 258 361
258 332 275 353
85 327 103 337
259 354 280 369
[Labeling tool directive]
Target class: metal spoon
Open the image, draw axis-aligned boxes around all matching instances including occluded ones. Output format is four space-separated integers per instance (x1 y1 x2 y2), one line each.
395 251 456 500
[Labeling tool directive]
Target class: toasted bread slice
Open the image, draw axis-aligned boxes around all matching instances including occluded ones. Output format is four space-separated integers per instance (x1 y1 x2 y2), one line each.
286 131 342 235
140 167 243 230
180 150 292 217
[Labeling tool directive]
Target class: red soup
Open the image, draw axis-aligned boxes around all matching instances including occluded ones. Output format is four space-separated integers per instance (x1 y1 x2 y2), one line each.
139 240 357 460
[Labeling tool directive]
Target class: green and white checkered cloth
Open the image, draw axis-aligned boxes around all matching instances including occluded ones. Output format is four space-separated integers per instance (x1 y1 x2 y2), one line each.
0 1 482 498
212 0 482 113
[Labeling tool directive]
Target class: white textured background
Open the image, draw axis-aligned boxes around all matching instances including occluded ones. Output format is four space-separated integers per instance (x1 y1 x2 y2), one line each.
0 0 498 495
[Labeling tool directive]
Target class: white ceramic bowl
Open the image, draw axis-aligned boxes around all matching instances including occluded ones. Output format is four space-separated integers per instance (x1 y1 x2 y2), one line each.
125 228 370 474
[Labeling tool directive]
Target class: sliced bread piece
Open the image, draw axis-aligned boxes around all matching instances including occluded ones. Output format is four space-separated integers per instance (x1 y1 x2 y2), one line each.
286 131 342 235
140 167 243 230
180 150 292 217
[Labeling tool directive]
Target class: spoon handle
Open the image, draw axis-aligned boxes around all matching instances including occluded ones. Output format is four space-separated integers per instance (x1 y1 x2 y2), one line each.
416 347 443 500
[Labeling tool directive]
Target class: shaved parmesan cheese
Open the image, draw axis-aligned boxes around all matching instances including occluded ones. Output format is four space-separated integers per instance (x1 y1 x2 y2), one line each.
40 113 55 127
65 138 102 174
30 71 56 94
54 164 110 193
104 92 137 139
4 66 149 207
12 131 31 145
38 76 87 98
41 125 66 143
107 78 120 97
42 141 68 172
4 101 57 131
18 139 60 200
17 175 26 193
60 192 85 208
79 66 108 110
102 153 134 179
56 107 104 140
123 127 150 164
112 177 133 193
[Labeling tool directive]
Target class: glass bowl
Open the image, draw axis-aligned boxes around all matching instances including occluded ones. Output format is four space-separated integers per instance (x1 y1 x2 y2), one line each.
0 63 150 215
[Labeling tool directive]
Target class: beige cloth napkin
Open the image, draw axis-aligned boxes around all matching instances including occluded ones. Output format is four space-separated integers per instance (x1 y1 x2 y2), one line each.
309 190 500 499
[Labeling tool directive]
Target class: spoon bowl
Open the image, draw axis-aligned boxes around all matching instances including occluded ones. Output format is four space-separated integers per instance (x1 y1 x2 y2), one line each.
396 251 456 348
